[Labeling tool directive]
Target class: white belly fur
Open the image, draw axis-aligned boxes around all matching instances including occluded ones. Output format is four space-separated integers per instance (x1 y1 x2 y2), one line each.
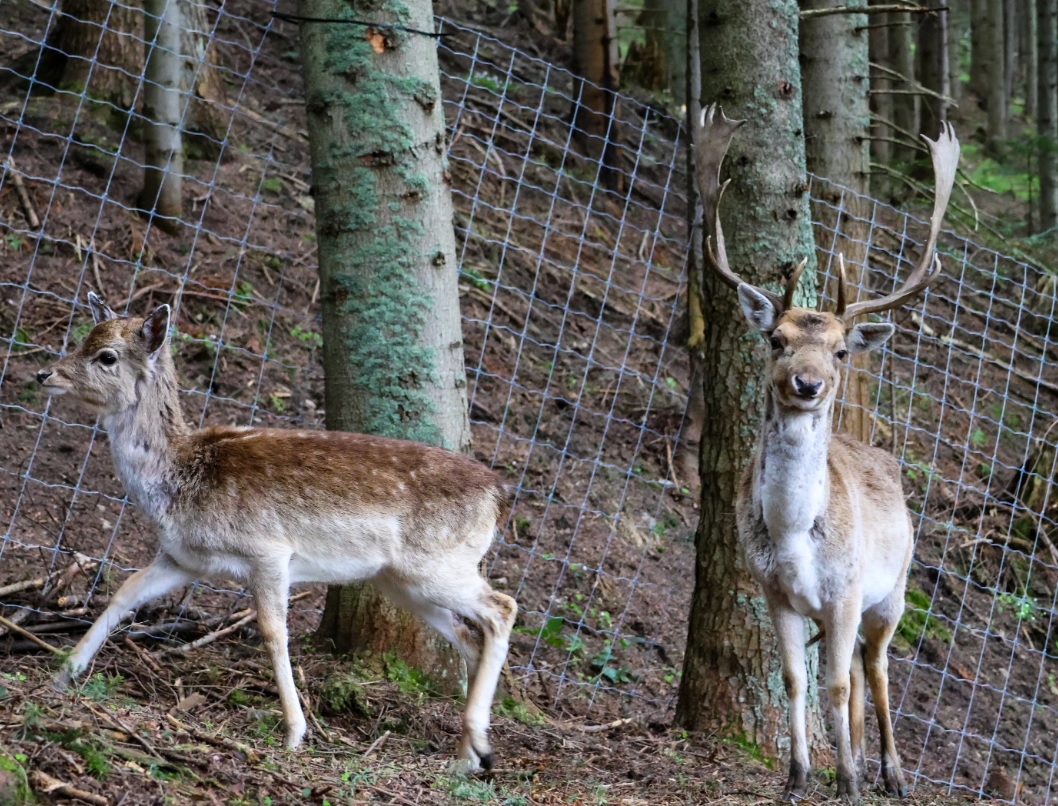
774 532 824 617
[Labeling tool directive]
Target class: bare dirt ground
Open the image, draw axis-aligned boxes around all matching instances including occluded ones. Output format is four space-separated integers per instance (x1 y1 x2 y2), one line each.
0 0 1054 804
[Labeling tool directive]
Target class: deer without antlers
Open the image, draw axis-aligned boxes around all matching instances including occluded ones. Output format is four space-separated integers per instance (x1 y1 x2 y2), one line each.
36 294 518 770
693 106 959 801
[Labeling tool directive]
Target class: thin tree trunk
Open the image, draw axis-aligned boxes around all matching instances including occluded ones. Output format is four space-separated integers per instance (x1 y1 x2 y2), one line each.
677 0 826 761
970 0 989 98
1039 0 1058 230
301 0 470 693
982 0 1008 151
888 9 918 166
1004 0 1017 114
138 0 184 230
571 0 622 187
868 0 892 185
918 1 949 140
801 0 872 445
948 0 965 107
1025 0 1039 120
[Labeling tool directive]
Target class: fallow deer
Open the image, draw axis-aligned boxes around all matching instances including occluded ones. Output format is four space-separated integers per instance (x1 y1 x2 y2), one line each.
693 106 959 801
36 294 518 770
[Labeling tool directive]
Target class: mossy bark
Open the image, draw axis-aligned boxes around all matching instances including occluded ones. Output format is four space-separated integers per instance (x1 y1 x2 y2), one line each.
301 0 469 693
800 0 872 443
676 0 826 761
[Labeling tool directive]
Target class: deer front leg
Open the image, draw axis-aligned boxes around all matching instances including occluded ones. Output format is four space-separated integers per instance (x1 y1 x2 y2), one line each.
825 597 863 802
767 597 811 802
56 554 195 689
249 562 306 750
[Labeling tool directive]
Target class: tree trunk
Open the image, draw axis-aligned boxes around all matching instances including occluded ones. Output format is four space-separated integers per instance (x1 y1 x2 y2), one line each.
1039 0 1058 231
301 0 471 693
981 0 1008 151
678 0 826 761
868 0 892 180
970 0 989 98
1004 0 1017 115
571 0 622 186
1025 0 1039 120
800 0 872 444
948 0 966 106
181 0 230 149
888 9 918 166
138 0 184 230
918 1 949 140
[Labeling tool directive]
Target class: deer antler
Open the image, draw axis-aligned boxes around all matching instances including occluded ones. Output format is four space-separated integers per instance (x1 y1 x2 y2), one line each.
837 122 961 320
694 104 784 313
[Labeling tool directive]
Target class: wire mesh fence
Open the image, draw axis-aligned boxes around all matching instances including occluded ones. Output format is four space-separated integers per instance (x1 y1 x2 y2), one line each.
1 1 1057 802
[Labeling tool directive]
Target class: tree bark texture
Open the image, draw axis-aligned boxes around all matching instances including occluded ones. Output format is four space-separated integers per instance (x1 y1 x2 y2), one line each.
947 0 966 107
887 9 918 166
571 0 622 185
138 0 184 228
868 0 892 172
1025 0 1039 120
980 0 1008 150
300 0 470 692
970 0 989 98
800 0 871 443
1039 0 1058 230
917 1 949 140
677 0 826 761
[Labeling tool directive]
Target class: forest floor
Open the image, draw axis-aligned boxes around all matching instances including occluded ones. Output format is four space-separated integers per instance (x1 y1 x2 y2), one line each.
0 0 1053 804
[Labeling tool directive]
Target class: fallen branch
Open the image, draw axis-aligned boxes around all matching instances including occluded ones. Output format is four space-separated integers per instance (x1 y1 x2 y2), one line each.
165 713 259 763
802 3 941 19
0 576 47 598
5 156 40 229
0 614 65 656
153 609 258 658
578 717 634 733
30 769 109 806
363 729 391 757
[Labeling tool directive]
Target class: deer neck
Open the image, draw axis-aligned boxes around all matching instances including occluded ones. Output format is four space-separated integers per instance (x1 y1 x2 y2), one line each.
102 354 190 520
757 387 833 541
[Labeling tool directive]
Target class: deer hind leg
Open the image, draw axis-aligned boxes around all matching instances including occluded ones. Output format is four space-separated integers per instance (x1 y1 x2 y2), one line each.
824 596 863 802
450 580 517 771
249 561 307 750
57 553 195 689
767 596 811 802
862 591 908 797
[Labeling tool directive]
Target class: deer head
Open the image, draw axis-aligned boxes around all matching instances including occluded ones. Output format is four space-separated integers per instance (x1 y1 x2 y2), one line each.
36 292 172 416
694 105 960 412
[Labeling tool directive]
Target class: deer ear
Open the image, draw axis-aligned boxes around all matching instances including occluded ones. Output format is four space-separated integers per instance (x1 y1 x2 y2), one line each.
87 292 117 324
846 322 895 354
737 284 779 332
140 305 171 356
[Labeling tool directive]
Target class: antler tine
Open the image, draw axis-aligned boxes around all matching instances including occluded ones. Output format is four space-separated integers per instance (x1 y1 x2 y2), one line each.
694 104 784 312
835 253 848 316
842 122 960 320
782 258 809 311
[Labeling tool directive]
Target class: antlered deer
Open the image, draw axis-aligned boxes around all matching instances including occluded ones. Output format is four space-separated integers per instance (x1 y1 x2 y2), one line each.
693 106 959 801
36 294 517 770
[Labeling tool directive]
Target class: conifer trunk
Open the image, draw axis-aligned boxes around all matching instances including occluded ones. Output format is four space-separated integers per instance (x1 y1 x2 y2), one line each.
300 0 470 692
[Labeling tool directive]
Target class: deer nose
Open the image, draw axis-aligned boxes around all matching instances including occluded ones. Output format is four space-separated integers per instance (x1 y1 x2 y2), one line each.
792 375 822 399
37 369 53 385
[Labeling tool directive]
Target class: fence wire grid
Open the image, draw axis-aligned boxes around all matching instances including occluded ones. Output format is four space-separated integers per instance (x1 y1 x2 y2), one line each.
1 1 1057 802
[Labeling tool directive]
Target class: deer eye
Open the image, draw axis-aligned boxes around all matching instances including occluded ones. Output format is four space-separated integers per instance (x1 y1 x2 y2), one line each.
769 336 782 351
98 350 118 366
836 349 849 360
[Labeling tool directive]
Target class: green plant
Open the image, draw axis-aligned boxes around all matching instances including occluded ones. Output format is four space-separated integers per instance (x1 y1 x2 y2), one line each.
290 324 323 349
80 672 124 702
997 591 1039 622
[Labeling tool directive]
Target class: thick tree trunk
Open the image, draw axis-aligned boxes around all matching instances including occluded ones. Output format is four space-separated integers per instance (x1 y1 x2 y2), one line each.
918 1 949 140
800 0 871 444
1039 0 1058 231
138 0 184 229
970 0 989 98
571 0 622 186
888 10 918 166
677 0 826 761
301 0 470 693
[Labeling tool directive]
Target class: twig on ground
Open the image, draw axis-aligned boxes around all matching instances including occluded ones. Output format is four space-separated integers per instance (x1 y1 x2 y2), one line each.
6 155 40 229
85 702 167 764
30 770 110 806
124 637 167 676
152 609 258 658
165 713 259 763
0 614 65 655
578 717 633 733
0 575 48 598
363 729 391 757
